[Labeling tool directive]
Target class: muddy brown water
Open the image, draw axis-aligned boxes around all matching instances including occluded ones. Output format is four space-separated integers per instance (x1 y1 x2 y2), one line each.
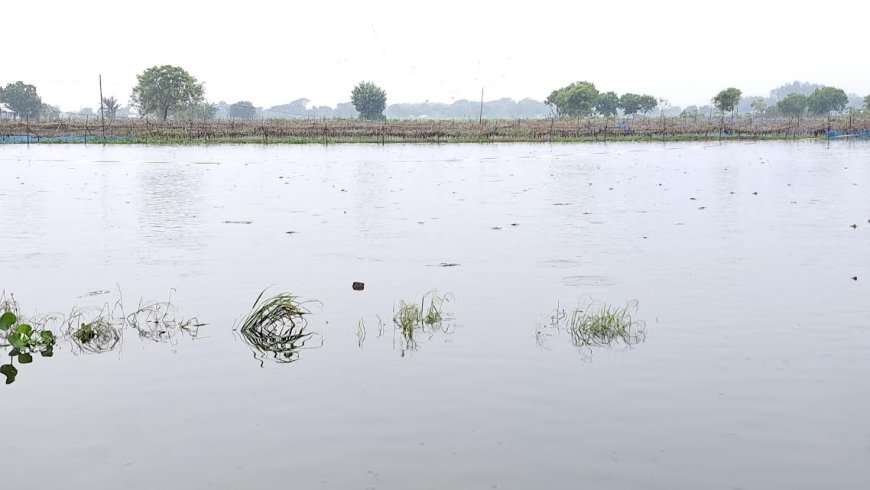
1 142 868 489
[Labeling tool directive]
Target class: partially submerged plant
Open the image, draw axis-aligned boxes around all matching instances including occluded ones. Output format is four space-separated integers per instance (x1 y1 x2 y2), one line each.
120 291 204 343
392 291 454 354
237 291 320 365
65 306 121 354
1 310 56 385
566 300 645 347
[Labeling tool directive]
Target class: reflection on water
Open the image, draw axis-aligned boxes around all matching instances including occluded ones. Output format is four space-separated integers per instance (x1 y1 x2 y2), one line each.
137 164 205 252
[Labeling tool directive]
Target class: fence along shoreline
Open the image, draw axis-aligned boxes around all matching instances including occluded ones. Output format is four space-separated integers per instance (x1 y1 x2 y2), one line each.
1 116 868 143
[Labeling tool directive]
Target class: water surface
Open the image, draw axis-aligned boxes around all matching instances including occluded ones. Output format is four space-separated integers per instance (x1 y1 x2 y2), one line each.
1 142 868 489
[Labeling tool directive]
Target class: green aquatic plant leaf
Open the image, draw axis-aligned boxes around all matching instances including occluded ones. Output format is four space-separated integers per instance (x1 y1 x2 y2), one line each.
0 364 17 384
18 353 32 364
16 324 33 336
40 346 54 358
40 330 55 343
8 332 25 350
0 312 15 331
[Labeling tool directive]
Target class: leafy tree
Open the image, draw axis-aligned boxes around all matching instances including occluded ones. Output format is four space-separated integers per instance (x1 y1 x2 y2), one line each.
545 81 599 118
174 102 218 120
638 95 658 115
776 93 807 119
807 87 848 115
769 81 822 101
229 101 257 119
681 105 699 117
619 93 642 116
102 96 120 119
0 81 43 119
713 87 742 116
351 81 387 120
595 91 619 117
131 65 205 120
750 98 767 114
865 95 870 110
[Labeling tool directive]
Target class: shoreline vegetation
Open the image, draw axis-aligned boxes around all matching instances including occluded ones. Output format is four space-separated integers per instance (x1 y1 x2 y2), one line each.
2 116 868 144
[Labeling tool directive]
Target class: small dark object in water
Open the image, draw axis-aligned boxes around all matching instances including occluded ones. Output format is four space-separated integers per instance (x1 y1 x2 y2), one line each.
510 223 519 227
851 276 858 281
752 192 758 195
286 231 297 234
352 282 365 291
698 206 706 210
849 224 857 229
689 197 696 200
491 226 502 230
439 263 460 267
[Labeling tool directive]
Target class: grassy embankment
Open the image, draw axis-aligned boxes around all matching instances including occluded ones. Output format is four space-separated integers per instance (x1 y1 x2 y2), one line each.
1 116 867 144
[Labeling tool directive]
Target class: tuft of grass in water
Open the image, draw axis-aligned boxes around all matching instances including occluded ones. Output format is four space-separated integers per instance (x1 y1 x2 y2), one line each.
565 299 646 348
65 306 121 354
119 290 204 343
392 291 454 355
237 290 320 365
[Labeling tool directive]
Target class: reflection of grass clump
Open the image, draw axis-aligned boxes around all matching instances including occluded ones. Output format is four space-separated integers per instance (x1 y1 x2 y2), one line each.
564 300 645 348
237 291 319 365
121 292 203 343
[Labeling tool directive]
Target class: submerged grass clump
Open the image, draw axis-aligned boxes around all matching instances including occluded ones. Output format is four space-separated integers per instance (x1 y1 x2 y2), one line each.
392 291 454 354
237 291 320 365
539 299 646 353
65 306 121 354
119 290 204 343
567 300 645 347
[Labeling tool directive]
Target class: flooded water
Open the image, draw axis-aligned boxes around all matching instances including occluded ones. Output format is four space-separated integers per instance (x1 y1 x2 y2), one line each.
1 142 868 489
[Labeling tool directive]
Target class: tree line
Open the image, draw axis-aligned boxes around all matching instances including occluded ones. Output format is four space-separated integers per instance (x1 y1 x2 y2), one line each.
2 66 869 122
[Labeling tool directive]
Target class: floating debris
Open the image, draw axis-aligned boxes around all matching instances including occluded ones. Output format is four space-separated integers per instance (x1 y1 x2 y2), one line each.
223 220 252 225
352 282 365 291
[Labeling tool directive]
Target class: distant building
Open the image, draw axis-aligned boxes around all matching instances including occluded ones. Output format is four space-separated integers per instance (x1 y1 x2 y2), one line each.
0 103 15 119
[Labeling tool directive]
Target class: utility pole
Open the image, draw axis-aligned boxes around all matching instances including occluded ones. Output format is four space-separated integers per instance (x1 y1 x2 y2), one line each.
99 74 106 142
479 88 484 125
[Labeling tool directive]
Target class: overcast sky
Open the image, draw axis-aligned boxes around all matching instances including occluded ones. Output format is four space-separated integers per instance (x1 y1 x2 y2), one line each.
4 0 869 111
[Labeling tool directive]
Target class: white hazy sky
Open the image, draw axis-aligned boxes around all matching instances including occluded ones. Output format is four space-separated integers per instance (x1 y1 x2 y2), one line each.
4 0 869 111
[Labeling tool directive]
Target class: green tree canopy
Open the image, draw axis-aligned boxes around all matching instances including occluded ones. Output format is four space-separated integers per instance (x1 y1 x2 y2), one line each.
545 81 599 118
131 65 205 120
776 93 807 118
638 95 658 115
713 87 742 114
229 101 257 119
750 98 767 114
0 81 43 119
619 93 642 116
807 87 848 115
595 91 619 117
351 81 387 120
865 95 870 110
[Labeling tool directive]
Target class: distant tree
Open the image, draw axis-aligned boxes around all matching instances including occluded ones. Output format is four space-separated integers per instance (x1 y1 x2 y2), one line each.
865 95 870 110
351 81 387 120
618 93 642 116
638 95 658 115
713 87 742 117
40 103 61 119
545 81 599 118
769 81 823 101
81 107 94 116
102 96 120 119
681 105 699 117
0 81 43 119
776 93 807 119
594 91 619 117
229 100 257 119
131 65 205 120
807 87 848 115
174 102 218 120
750 98 767 115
